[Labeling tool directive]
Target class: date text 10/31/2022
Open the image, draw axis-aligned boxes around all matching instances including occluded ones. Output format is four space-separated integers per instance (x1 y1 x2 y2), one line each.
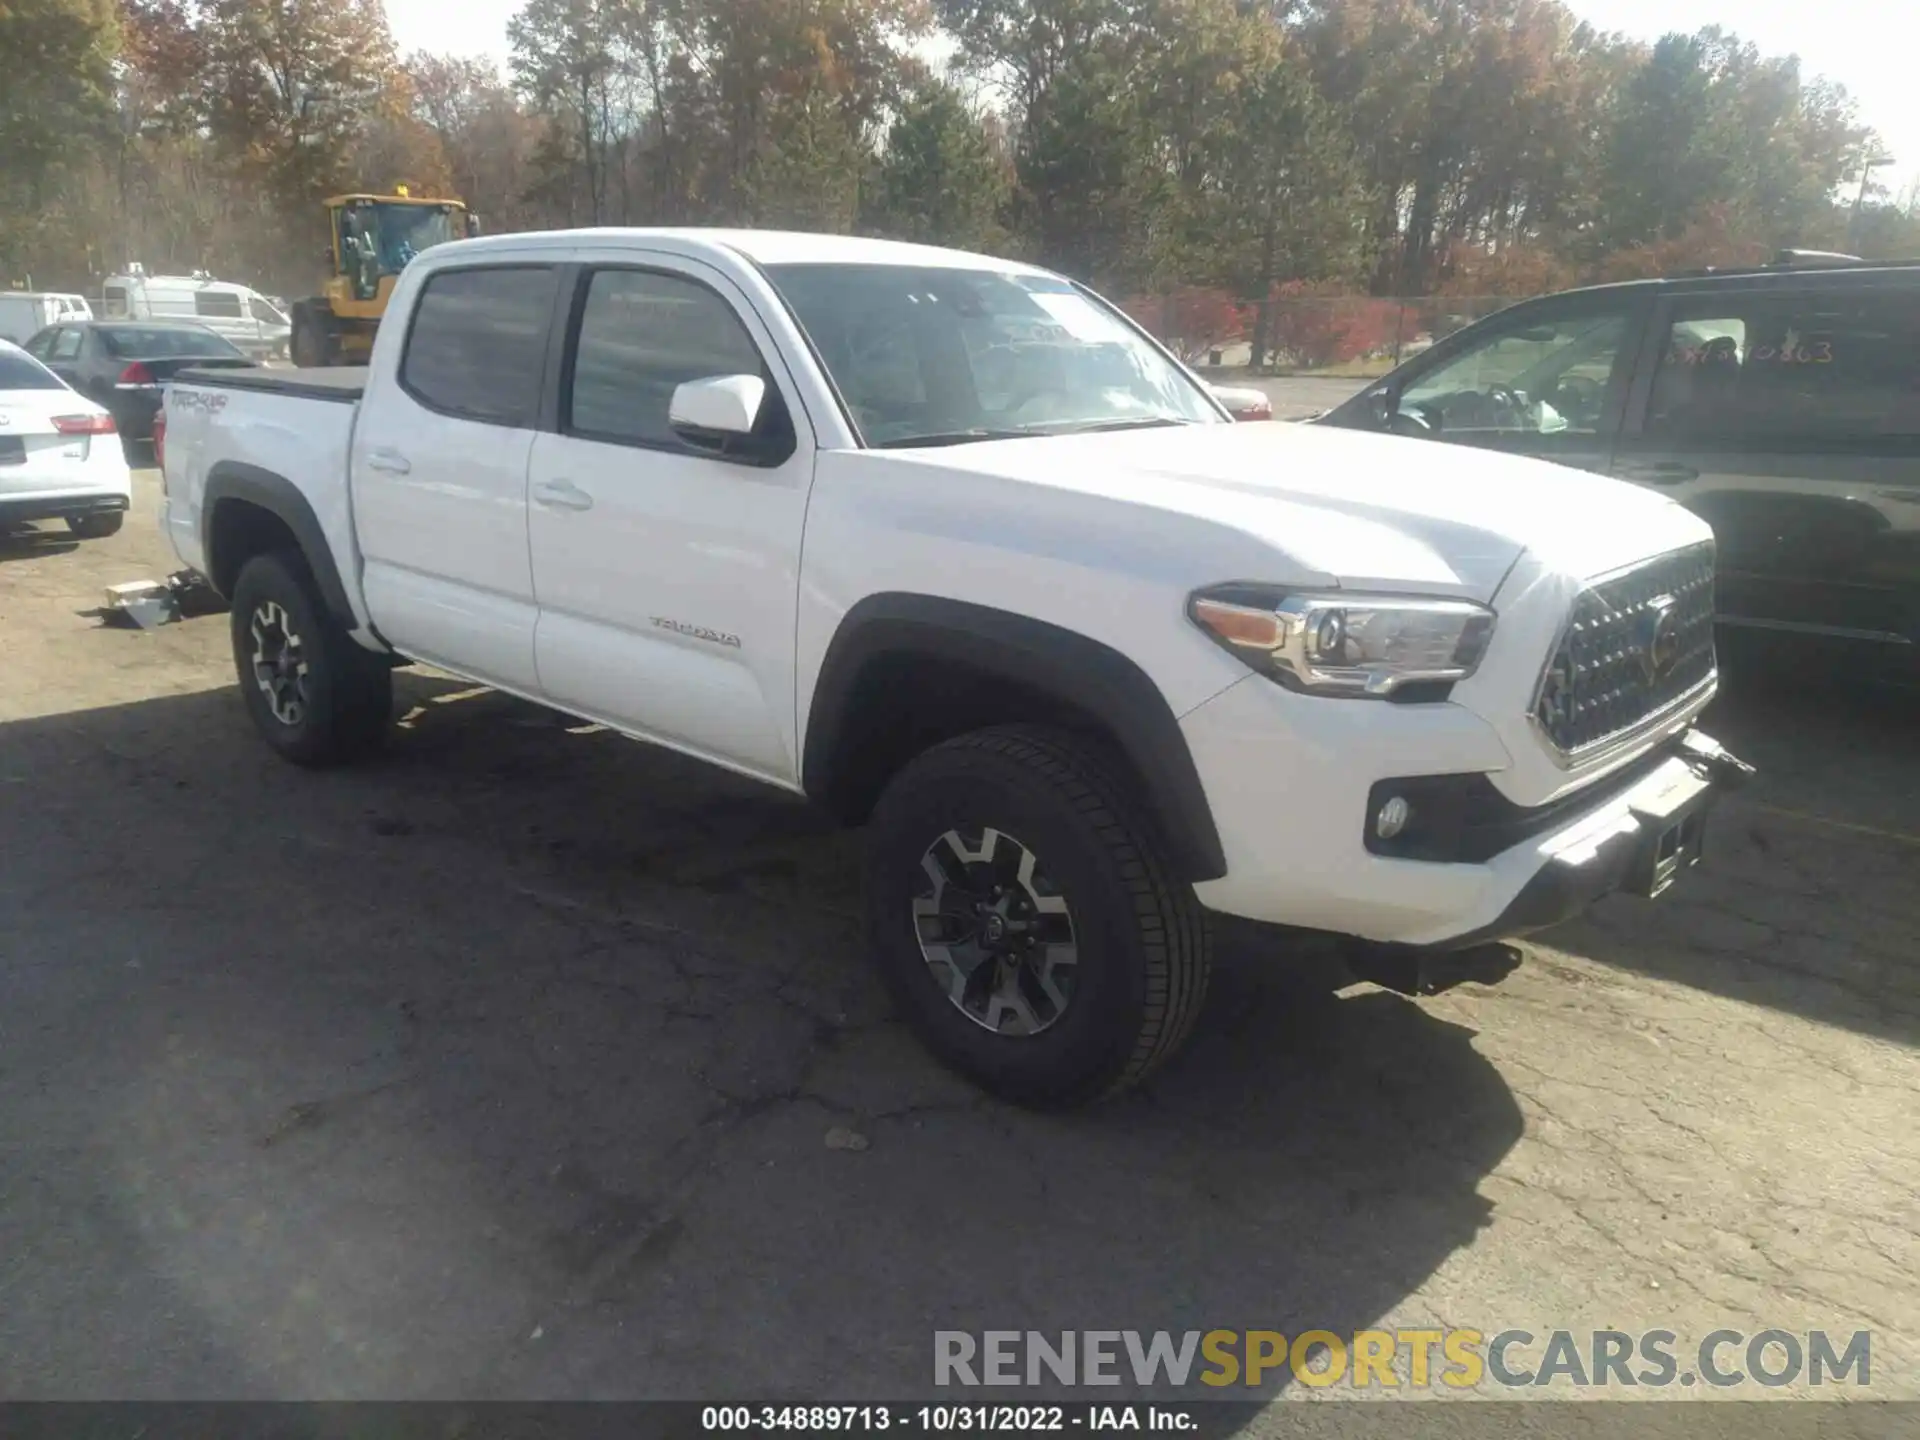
702 1407 1196 1432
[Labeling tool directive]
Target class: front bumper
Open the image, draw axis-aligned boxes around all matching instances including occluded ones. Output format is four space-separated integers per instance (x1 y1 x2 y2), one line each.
1404 730 1753 951
1181 674 1752 948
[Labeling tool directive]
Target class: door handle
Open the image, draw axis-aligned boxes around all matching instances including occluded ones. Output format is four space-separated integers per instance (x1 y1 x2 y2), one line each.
365 448 411 475
1620 461 1698 485
533 478 594 512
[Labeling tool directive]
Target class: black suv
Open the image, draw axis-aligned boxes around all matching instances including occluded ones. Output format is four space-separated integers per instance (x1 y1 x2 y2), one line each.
1320 253 1920 674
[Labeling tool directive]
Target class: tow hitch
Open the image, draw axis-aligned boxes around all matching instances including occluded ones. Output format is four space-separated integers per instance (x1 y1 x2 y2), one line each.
1339 940 1523 997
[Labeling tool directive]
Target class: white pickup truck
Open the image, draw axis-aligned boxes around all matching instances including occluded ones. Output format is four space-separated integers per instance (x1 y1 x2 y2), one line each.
158 228 1753 1104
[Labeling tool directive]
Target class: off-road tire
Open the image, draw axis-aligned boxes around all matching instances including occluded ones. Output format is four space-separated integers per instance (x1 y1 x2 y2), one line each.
229 549 391 767
66 512 124 539
289 302 338 369
864 725 1211 1106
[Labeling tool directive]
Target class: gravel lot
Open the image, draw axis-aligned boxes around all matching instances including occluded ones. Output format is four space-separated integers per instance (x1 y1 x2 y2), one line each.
2 465 1917 1416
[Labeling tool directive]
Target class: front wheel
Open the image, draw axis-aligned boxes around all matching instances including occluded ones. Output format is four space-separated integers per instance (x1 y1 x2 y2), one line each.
864 726 1211 1106
229 549 391 766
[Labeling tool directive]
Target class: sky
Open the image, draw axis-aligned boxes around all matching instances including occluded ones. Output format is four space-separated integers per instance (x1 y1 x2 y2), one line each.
382 0 1918 200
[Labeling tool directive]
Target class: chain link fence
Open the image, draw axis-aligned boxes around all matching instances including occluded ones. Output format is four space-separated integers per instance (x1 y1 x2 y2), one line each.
1123 292 1527 378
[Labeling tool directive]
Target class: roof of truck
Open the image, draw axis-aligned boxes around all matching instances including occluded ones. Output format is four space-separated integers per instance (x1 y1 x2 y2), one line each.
441 227 1055 275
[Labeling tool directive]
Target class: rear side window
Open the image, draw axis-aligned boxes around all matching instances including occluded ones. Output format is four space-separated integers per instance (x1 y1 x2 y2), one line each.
567 269 771 449
1647 292 1920 444
402 266 557 426
193 291 243 319
0 350 63 389
50 329 82 361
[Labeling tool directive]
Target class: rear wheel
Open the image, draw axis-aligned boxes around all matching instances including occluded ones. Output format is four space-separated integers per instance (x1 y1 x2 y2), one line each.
863 726 1211 1106
66 512 124 539
229 549 391 766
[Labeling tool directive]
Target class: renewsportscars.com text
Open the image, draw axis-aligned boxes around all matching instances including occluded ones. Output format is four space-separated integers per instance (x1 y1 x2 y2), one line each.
934 1328 1872 1390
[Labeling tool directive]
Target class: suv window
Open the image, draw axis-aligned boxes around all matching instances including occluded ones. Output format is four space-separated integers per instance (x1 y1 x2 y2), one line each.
567 268 775 451
402 266 558 426
1399 305 1630 439
1646 292 1920 443
193 291 243 319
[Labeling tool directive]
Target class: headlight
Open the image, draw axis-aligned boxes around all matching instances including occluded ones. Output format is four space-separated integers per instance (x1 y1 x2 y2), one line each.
1189 587 1495 698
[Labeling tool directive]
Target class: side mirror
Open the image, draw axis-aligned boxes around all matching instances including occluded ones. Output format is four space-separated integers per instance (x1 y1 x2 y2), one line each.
465 213 482 238
1207 384 1273 422
669 374 766 446
1365 388 1395 429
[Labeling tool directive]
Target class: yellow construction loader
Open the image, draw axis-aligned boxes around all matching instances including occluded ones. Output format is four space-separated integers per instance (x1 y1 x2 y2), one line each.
289 188 479 367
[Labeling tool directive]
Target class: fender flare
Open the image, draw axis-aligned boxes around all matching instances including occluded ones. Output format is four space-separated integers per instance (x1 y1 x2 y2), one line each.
201 460 356 627
802 593 1227 883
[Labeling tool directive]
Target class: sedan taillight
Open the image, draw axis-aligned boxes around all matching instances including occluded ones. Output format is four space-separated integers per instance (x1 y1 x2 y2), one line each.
52 413 118 435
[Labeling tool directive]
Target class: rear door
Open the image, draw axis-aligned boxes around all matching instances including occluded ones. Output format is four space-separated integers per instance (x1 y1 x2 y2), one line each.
1612 282 1920 647
1366 290 1649 473
351 261 565 694
525 253 816 784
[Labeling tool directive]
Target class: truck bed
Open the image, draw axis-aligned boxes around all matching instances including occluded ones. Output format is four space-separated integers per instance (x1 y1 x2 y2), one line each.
176 365 366 403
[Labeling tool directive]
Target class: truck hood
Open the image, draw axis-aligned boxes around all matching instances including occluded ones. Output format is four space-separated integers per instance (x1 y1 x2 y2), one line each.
918 421 1709 602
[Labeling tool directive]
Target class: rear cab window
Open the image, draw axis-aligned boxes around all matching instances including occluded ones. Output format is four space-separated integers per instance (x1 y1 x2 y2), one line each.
400 266 558 426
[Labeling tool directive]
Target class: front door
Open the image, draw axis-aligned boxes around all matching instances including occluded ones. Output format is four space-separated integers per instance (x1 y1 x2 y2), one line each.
1612 286 1920 646
350 262 563 693
1371 293 1646 474
526 255 816 787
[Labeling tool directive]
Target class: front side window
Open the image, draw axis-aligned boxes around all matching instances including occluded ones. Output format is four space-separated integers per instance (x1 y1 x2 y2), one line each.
1399 307 1630 439
1646 293 1920 444
401 266 557 426
249 295 287 325
765 263 1220 446
23 330 56 359
567 269 773 451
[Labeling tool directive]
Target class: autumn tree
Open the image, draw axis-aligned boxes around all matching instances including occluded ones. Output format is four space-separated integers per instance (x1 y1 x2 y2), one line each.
0 0 118 277
197 0 404 215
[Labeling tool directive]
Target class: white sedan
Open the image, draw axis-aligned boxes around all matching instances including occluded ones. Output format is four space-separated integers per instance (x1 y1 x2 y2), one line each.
0 339 131 539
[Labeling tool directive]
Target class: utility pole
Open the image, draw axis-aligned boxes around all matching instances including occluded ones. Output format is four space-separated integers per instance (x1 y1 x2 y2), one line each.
1849 150 1895 250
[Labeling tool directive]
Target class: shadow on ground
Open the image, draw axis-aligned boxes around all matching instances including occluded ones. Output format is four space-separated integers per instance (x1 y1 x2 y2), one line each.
0 673 1523 1401
1 523 80 562
1532 656 1920 1047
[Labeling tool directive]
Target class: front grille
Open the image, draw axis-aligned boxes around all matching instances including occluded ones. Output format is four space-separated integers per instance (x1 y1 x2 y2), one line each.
1534 542 1716 758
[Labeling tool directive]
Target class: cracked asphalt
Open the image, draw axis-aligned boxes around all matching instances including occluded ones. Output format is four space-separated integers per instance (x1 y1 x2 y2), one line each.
2 467 1917 1414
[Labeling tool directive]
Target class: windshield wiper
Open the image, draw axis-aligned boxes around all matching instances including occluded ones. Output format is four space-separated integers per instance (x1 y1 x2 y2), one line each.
875 428 1036 449
1042 416 1195 435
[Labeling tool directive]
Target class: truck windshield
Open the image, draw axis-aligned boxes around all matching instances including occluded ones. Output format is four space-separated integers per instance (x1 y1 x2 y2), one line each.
764 263 1223 447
